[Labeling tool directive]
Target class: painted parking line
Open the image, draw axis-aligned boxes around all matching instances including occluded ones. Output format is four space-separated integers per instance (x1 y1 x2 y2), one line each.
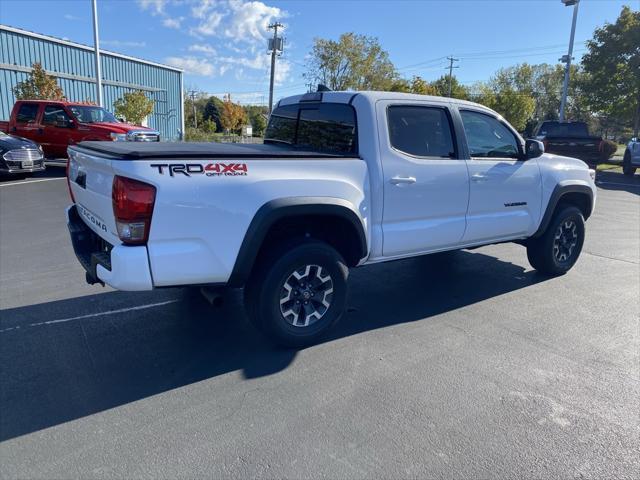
0 177 66 187
0 299 180 334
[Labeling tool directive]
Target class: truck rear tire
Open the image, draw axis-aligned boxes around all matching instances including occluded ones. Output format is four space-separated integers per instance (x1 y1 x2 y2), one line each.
623 151 636 176
244 240 349 348
526 206 585 276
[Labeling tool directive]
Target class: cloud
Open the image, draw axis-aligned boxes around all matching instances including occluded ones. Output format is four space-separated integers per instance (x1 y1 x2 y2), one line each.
165 56 216 76
191 11 224 36
189 44 218 56
191 0 216 19
218 53 290 85
163 16 184 29
140 1 292 84
187 1 285 43
101 40 147 48
137 0 168 15
223 0 283 43
64 14 82 21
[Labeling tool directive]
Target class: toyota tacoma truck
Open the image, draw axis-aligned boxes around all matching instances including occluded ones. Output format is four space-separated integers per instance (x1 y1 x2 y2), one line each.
0 100 159 159
66 91 597 346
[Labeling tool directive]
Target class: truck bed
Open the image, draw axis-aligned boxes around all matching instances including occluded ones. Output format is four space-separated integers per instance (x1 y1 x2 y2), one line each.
76 141 359 160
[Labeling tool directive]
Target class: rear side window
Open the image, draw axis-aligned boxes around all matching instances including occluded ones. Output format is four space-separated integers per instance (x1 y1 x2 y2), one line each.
265 104 298 145
265 103 357 155
541 122 589 137
16 104 39 123
387 106 455 158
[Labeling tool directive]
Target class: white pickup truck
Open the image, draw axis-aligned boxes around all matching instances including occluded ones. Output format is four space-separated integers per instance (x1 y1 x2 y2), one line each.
66 91 596 346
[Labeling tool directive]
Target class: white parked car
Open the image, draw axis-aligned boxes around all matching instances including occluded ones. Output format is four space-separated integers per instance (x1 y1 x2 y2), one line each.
623 138 640 176
66 91 597 346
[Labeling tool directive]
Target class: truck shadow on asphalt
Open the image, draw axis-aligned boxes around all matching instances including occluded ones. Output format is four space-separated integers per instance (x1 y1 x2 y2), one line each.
0 249 546 442
596 170 640 196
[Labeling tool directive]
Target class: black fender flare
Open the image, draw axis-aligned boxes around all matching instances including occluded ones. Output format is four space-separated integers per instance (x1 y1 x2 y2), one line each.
532 183 594 238
227 197 367 287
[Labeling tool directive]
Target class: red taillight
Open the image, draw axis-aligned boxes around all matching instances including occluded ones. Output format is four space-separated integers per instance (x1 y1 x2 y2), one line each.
66 157 75 203
112 176 156 245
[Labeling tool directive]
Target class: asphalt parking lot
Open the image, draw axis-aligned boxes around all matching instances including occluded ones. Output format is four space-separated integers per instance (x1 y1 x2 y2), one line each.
0 167 638 479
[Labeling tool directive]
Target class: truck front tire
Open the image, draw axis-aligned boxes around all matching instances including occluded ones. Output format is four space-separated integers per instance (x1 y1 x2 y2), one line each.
244 240 349 347
527 206 585 276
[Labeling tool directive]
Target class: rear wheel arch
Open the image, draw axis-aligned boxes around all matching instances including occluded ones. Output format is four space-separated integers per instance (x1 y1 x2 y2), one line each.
228 198 367 287
533 184 593 238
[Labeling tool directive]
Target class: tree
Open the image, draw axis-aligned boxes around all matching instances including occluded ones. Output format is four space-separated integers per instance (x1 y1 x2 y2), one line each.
582 6 640 136
202 119 217 134
305 33 398 90
475 84 536 132
13 62 64 100
113 90 154 126
409 76 438 96
244 105 268 136
203 95 224 131
430 75 470 100
219 94 246 133
184 87 208 129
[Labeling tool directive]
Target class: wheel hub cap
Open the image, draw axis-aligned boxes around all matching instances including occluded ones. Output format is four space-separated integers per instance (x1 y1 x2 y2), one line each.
553 220 578 263
280 265 334 327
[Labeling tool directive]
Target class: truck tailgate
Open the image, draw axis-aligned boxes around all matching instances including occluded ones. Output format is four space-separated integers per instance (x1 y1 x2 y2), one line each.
544 137 601 162
68 147 121 246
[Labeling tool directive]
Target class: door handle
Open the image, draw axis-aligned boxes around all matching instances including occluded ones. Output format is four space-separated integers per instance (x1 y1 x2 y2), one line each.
471 173 488 182
390 176 416 185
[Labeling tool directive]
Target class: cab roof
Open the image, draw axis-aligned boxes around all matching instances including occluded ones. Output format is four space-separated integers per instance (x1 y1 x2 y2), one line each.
279 90 493 112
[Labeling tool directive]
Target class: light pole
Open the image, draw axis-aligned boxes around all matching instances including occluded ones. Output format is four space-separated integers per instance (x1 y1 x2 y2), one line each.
559 0 580 122
91 0 103 107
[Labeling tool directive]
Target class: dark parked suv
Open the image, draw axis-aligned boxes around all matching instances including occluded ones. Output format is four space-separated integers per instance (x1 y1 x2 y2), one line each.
0 131 45 176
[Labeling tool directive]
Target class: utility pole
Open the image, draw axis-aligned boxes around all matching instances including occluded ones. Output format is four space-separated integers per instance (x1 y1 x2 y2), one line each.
267 22 284 114
188 90 198 128
446 56 459 98
559 0 580 122
91 0 103 107
306 82 314 93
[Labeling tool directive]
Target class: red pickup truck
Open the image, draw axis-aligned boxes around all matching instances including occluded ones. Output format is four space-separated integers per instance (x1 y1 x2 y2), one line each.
0 100 160 159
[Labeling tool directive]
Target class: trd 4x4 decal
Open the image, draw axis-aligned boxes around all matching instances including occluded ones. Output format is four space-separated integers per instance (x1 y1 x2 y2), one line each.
150 163 248 177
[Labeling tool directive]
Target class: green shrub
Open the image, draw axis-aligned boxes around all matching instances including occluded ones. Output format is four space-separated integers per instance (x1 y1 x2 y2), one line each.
185 127 216 142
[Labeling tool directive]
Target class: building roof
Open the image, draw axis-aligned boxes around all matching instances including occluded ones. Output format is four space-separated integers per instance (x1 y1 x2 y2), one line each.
0 24 183 73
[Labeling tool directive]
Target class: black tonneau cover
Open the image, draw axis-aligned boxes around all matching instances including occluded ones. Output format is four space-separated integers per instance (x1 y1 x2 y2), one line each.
75 141 359 160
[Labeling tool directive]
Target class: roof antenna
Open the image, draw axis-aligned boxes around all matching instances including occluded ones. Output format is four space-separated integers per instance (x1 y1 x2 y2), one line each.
317 84 332 92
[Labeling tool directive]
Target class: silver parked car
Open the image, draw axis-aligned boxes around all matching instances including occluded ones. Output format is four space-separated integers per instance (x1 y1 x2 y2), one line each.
623 138 640 176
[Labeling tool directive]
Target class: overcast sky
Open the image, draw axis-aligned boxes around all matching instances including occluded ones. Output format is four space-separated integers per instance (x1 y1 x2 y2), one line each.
1 0 631 104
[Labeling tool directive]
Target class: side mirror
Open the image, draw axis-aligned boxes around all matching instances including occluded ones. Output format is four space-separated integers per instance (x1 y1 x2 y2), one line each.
525 139 544 160
56 116 74 128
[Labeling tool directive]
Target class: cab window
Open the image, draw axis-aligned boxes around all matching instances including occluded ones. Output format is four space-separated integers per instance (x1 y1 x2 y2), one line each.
265 103 357 155
460 110 520 159
16 104 39 123
43 106 72 126
387 106 456 158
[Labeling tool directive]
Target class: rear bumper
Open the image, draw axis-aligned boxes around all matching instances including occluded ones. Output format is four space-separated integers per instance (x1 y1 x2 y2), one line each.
66 205 153 291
